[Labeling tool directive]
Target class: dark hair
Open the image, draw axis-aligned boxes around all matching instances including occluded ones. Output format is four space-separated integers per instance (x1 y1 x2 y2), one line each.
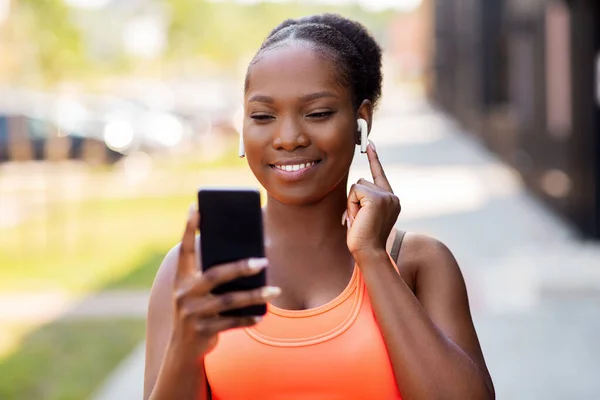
245 13 383 110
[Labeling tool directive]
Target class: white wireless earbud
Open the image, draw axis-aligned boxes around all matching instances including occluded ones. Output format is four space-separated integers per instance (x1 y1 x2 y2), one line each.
357 118 368 153
238 133 245 158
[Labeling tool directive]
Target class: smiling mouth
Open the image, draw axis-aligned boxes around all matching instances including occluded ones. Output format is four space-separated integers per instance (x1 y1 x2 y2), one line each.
270 160 321 172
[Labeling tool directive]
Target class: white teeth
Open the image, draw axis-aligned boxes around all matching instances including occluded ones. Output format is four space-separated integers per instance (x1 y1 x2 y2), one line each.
275 161 316 172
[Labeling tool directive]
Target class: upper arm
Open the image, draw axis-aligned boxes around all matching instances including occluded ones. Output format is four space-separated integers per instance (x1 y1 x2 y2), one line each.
143 243 180 399
397 233 493 391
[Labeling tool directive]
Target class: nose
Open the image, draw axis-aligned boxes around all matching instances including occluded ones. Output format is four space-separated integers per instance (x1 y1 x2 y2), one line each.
272 116 310 151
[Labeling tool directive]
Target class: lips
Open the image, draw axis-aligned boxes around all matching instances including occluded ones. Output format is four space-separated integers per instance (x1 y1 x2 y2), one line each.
273 161 318 172
269 159 321 181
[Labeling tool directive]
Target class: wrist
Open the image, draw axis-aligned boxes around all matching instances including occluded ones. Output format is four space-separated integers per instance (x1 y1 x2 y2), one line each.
351 247 389 266
151 341 206 400
164 342 201 373
166 333 205 370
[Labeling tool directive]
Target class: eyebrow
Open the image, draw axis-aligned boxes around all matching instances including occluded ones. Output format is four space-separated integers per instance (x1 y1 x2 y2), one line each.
300 91 339 102
248 91 339 104
248 95 275 104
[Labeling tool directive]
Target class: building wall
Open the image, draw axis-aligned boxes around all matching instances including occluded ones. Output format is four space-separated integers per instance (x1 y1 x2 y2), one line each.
385 0 435 86
431 0 600 238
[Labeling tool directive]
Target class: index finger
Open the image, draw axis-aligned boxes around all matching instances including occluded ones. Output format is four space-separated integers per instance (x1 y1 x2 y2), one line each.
366 140 393 193
176 205 200 284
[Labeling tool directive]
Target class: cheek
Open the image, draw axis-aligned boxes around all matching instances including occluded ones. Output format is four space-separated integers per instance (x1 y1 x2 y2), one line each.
242 124 271 175
319 123 356 162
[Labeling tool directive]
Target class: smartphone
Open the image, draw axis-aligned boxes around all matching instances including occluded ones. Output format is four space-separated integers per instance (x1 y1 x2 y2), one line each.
198 188 267 317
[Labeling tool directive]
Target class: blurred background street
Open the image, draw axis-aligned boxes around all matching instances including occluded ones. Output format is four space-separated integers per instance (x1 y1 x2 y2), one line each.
0 0 599 399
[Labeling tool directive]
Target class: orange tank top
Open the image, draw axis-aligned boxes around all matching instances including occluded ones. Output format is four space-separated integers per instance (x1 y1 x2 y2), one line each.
203 264 402 400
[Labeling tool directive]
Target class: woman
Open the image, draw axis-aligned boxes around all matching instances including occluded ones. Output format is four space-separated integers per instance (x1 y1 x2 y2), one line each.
144 14 494 400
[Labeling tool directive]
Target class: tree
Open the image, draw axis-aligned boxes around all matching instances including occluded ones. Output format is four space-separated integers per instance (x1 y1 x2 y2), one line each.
163 0 395 73
3 0 86 86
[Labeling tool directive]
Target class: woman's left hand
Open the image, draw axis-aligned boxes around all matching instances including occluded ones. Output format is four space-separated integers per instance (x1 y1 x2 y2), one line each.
345 141 401 260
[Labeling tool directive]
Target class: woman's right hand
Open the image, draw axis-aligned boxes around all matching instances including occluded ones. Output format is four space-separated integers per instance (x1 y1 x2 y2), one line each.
169 206 281 358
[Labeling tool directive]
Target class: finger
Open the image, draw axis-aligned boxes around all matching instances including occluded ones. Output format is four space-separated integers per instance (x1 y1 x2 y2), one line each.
176 204 200 284
347 184 360 223
216 286 281 314
346 183 377 220
353 180 401 212
187 257 269 297
356 178 382 191
341 209 348 226
181 286 281 318
366 140 393 193
196 316 261 338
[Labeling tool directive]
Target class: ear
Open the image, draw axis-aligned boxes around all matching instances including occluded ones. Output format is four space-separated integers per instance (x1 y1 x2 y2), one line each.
355 100 373 144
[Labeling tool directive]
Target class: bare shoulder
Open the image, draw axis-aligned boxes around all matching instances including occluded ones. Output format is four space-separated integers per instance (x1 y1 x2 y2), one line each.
395 232 463 297
397 232 455 266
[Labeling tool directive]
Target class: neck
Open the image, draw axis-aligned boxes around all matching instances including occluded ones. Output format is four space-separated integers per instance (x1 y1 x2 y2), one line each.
264 180 349 246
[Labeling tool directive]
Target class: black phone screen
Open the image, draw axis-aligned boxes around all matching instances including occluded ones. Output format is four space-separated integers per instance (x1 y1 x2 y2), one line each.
198 188 266 317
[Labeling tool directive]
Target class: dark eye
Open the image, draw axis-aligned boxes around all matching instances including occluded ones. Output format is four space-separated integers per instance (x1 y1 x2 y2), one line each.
251 114 274 121
307 111 334 119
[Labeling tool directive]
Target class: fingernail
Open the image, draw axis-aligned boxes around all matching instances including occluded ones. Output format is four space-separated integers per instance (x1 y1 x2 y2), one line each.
369 139 376 152
261 286 282 299
347 214 354 229
253 316 263 323
188 203 197 219
248 258 269 271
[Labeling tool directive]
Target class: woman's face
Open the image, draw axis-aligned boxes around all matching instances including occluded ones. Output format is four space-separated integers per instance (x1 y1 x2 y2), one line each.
243 43 360 206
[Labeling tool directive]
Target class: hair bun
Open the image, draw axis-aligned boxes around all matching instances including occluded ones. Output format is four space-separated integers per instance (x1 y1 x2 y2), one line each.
249 13 383 108
301 14 380 66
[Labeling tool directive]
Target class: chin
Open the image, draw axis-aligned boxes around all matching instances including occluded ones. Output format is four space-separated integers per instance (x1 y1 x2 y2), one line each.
266 185 327 207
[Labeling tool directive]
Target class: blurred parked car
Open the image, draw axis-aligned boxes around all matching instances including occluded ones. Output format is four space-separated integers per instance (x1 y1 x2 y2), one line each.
0 111 124 165
0 87 206 164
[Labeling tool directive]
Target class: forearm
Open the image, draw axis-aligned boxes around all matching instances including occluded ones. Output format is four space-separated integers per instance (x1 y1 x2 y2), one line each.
357 250 492 400
148 345 208 400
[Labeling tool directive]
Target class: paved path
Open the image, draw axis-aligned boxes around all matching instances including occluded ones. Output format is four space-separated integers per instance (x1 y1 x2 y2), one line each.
0 291 149 323
92 342 147 400
91 89 600 400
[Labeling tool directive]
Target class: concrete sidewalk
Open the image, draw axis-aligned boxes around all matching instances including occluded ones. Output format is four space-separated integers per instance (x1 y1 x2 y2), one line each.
91 91 600 400
0 291 149 324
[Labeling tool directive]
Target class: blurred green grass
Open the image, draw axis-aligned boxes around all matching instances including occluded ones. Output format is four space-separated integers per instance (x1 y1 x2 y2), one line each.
0 318 146 400
0 195 193 293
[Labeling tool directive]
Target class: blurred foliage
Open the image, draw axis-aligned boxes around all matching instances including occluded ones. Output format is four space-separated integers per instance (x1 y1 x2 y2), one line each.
3 0 87 86
0 0 396 85
165 0 395 69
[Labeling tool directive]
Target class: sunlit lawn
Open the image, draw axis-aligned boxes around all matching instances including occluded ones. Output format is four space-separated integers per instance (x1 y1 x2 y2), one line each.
0 318 146 400
0 195 193 293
